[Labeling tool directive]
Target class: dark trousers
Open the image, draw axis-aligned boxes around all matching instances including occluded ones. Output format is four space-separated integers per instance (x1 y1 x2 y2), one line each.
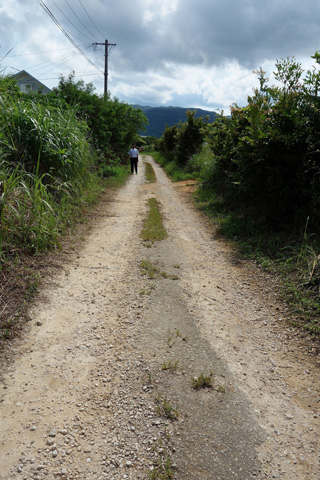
130 157 138 173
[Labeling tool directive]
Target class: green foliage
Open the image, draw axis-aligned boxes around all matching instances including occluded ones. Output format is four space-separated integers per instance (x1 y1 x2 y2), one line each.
155 395 179 420
148 457 175 480
152 151 198 182
0 73 140 263
194 55 320 338
158 124 178 162
191 373 214 390
195 159 320 338
156 110 206 170
0 167 59 255
140 197 167 243
201 53 320 231
161 359 179 372
53 72 147 162
175 110 206 167
145 162 157 182
0 93 90 181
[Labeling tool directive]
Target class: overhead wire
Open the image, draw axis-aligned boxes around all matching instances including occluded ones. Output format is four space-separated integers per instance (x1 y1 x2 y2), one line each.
49 0 97 43
27 50 81 74
8 46 86 58
63 0 99 43
38 72 103 83
36 0 103 74
78 0 105 40
6 45 98 79
0 45 16 63
34 45 96 77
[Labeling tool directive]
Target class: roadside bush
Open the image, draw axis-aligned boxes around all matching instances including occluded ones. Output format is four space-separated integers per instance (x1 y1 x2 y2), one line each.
53 72 147 162
196 54 320 337
157 110 206 169
175 111 206 167
0 92 90 182
201 53 320 233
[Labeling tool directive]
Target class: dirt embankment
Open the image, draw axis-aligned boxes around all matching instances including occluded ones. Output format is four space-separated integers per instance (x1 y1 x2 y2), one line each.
0 155 319 480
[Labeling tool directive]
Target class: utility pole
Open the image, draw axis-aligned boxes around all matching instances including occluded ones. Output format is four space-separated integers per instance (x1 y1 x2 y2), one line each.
93 39 116 96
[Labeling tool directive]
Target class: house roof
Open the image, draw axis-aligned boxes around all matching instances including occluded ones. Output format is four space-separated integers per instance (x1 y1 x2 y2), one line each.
11 70 52 94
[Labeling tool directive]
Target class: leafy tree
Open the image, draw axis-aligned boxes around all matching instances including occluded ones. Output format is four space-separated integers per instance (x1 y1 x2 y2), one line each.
175 111 206 167
157 110 206 167
201 54 320 231
53 72 147 162
158 124 178 161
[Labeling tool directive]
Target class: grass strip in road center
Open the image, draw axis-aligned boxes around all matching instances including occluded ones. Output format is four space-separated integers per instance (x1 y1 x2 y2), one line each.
145 162 157 183
140 197 167 243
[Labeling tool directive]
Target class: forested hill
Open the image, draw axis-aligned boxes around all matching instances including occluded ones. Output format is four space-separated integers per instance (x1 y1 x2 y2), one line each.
132 105 218 138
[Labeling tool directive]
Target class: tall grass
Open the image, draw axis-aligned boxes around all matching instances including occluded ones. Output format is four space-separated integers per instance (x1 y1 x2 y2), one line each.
0 83 134 341
0 92 103 262
0 93 90 180
0 167 59 256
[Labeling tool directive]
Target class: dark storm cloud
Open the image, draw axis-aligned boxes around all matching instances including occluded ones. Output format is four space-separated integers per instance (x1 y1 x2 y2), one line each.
5 0 318 75
89 0 320 72
2 0 320 111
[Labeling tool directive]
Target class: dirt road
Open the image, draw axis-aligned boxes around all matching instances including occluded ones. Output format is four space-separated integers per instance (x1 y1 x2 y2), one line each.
0 155 319 480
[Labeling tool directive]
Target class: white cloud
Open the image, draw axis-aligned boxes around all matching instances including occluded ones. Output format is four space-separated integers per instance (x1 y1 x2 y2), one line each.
1 0 319 113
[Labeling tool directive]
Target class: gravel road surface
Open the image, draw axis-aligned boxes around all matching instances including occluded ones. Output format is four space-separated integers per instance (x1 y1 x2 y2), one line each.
0 155 319 479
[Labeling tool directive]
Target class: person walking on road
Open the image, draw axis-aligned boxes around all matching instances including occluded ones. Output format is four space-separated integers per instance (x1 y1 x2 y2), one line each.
128 143 139 174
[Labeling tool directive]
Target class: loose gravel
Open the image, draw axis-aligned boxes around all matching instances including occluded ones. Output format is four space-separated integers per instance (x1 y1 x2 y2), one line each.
0 156 319 479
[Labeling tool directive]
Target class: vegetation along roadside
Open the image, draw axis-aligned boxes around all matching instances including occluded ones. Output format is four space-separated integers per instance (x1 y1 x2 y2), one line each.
0 73 147 345
150 52 320 341
1 50 320 349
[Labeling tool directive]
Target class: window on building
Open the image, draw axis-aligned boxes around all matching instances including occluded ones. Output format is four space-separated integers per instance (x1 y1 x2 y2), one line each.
21 83 34 93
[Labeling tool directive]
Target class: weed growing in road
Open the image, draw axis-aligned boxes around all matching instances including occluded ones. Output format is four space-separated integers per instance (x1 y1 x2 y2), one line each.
216 385 226 393
155 395 179 420
140 260 166 279
175 329 187 341
170 274 179 280
140 197 167 243
145 162 157 183
139 260 179 281
139 284 156 295
161 359 179 372
192 373 214 390
167 333 175 348
148 456 175 479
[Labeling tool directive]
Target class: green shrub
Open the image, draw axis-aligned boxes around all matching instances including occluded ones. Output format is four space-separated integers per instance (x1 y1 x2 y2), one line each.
0 93 90 181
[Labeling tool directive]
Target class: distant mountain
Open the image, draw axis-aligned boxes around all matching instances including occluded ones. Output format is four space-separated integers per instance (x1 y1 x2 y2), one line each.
132 105 218 138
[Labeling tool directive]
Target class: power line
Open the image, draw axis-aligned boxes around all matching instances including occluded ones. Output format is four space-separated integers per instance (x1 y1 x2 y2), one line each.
78 0 105 40
63 0 98 43
38 72 103 81
36 0 103 74
32 45 95 77
49 0 97 43
0 45 15 63
8 46 86 58
28 51 80 74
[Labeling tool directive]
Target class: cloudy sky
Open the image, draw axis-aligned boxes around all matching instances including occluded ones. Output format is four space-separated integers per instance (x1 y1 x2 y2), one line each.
1 0 319 113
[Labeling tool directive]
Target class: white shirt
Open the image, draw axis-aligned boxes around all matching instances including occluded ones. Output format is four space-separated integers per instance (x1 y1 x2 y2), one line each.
129 148 139 158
